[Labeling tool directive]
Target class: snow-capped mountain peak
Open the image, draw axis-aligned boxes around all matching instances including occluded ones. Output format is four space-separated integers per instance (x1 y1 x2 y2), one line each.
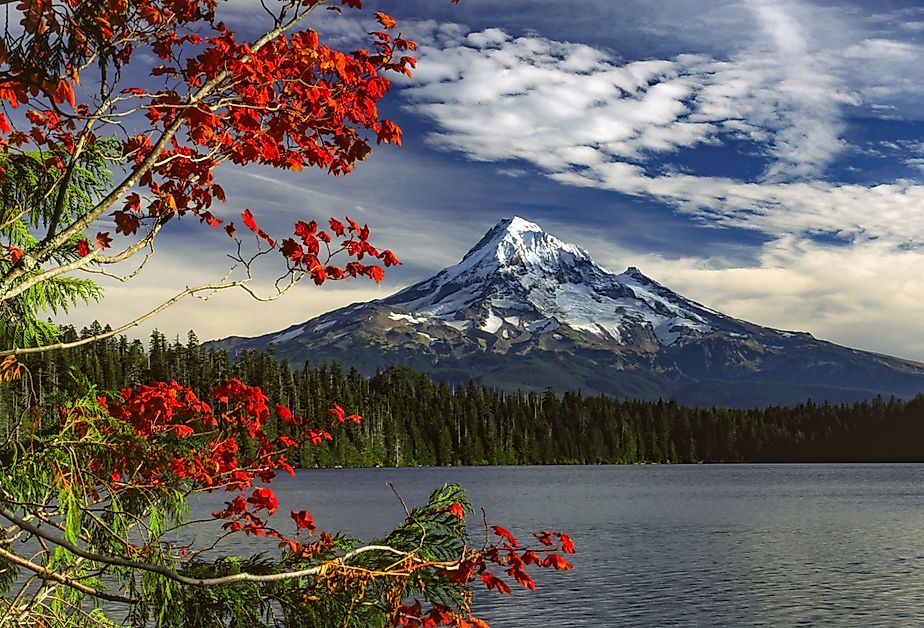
454 216 592 274
383 217 720 347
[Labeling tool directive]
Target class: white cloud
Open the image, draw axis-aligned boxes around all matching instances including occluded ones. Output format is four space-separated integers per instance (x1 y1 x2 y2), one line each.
400 26 716 168
742 0 856 179
551 167 924 248
906 159 924 174
400 19 924 249
403 9 863 184
844 38 923 60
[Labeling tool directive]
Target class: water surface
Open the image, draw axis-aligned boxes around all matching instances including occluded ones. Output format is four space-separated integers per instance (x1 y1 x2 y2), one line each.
191 464 924 626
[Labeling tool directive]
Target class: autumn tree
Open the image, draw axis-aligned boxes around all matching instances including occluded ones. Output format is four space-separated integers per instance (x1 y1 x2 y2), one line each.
0 1 574 626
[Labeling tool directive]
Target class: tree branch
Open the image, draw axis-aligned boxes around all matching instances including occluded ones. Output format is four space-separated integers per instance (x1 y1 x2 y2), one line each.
0 546 138 604
0 505 418 587
42 122 95 245
0 277 296 356
0 217 169 305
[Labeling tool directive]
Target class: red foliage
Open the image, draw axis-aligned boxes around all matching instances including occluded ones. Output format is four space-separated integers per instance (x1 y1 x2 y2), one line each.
291 510 316 534
95 232 113 250
248 487 279 515
480 573 511 595
52 370 578 628
444 502 466 521
0 0 435 289
78 378 360 546
491 525 519 549
245 211 399 286
4 246 24 264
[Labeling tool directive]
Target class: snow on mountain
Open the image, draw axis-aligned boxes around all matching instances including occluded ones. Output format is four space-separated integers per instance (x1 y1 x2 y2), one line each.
384 216 720 347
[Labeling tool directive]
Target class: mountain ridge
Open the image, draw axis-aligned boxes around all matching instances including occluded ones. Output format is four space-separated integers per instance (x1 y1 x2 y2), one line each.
208 217 924 408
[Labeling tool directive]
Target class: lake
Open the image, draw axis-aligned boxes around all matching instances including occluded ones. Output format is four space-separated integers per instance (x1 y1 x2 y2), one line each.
190 464 924 626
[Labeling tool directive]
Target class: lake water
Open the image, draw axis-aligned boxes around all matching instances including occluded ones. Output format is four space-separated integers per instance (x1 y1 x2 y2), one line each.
189 464 924 627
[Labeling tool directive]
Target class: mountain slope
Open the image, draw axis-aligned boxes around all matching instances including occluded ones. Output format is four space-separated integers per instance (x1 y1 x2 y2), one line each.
208 217 924 407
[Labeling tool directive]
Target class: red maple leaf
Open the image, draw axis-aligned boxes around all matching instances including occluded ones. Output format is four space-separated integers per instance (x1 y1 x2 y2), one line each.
375 11 397 29
113 211 140 236
492 525 519 548
542 554 573 570
276 435 297 448
95 232 113 249
291 510 315 533
445 502 465 521
329 218 346 236
4 246 23 264
481 573 511 594
276 404 294 423
328 403 345 423
520 550 541 566
171 424 194 438
367 265 384 283
380 249 400 267
508 568 536 590
280 238 302 262
242 209 258 233
247 487 278 515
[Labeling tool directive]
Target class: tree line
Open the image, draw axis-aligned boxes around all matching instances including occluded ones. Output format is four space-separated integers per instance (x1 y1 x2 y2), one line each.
3 323 923 465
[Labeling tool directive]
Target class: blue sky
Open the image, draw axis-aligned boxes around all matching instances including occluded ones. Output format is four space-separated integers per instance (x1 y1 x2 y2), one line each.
74 0 924 361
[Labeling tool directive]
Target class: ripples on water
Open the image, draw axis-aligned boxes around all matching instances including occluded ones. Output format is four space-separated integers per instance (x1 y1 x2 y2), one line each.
189 464 924 627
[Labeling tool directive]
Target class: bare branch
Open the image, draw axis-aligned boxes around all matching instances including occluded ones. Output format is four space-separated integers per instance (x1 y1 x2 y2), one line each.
0 546 138 604
80 247 155 282
0 217 170 305
0 276 299 357
0 505 424 587
388 482 411 520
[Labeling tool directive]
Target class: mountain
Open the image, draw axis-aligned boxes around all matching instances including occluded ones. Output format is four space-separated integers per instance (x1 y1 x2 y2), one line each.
208 217 924 407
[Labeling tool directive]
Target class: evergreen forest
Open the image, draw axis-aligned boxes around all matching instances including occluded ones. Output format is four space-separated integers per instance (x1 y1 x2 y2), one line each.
3 323 923 465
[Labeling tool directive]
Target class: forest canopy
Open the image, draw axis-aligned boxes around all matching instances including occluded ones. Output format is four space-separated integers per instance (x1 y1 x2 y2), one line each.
5 325 921 467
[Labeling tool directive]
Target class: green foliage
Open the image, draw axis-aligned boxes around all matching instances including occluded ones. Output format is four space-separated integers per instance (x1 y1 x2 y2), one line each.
140 556 273 627
0 139 117 349
139 487 475 628
0 528 18 594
